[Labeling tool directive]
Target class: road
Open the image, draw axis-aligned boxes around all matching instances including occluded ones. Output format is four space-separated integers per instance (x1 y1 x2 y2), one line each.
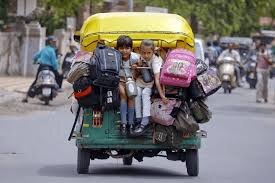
0 85 275 183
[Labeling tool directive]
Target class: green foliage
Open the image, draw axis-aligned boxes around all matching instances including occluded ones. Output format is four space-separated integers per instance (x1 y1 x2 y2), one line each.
0 0 8 24
137 0 275 36
38 0 104 34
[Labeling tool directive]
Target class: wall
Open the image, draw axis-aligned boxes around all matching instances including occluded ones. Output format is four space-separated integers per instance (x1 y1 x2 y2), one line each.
20 21 46 76
0 21 46 76
0 32 21 76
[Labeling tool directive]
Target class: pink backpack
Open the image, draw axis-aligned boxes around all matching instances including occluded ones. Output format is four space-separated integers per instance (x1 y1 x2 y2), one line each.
151 98 181 126
160 49 196 87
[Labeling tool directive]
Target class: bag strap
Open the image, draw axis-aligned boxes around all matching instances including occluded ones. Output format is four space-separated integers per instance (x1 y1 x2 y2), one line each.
68 106 81 141
100 87 103 106
74 86 92 99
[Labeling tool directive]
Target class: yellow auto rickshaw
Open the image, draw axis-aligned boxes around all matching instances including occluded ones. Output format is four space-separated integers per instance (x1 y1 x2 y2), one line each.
71 12 206 176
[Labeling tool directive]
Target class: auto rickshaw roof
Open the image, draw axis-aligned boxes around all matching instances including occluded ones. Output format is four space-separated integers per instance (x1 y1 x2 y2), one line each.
79 12 194 52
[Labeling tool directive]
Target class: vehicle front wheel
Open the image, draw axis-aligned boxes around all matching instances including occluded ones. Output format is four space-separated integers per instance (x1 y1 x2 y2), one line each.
186 149 199 176
77 148 90 174
222 81 230 94
123 157 133 165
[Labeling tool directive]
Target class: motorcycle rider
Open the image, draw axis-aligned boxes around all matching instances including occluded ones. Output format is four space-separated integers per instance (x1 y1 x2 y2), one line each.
217 43 242 86
206 41 218 66
22 36 63 103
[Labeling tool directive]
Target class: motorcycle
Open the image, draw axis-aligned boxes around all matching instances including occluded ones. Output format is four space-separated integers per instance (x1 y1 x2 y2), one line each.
34 66 59 105
245 55 257 89
217 56 237 94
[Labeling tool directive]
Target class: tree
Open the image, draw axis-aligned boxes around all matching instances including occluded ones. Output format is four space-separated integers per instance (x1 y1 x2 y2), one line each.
137 0 275 36
37 0 103 34
0 0 8 26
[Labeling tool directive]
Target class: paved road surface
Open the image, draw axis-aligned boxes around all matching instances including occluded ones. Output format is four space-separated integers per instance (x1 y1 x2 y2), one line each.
0 86 275 183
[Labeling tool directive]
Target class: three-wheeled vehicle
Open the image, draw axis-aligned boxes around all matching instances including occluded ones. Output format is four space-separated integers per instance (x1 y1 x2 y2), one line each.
71 12 207 177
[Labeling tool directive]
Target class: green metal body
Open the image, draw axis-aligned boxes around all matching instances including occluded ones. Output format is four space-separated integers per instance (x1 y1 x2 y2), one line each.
76 109 201 150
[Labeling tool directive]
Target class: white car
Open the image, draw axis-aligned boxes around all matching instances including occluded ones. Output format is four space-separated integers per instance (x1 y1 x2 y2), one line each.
195 38 208 66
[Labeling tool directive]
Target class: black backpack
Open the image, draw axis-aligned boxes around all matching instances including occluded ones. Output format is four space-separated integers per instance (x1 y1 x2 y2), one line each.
101 87 120 110
73 76 100 108
90 44 121 88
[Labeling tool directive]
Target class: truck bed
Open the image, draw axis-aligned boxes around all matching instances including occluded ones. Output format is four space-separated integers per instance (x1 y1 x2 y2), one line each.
76 109 201 150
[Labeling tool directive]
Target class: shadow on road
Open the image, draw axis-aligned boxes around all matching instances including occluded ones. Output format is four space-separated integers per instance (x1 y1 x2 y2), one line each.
37 163 191 179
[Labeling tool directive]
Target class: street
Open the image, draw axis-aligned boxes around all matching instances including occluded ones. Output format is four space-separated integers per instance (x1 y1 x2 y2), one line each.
0 84 274 183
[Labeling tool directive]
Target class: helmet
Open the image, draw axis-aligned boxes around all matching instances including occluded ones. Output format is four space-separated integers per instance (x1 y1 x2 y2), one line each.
46 35 57 42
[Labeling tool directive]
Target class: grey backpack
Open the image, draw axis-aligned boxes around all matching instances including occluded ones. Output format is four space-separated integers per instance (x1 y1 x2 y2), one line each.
91 44 122 88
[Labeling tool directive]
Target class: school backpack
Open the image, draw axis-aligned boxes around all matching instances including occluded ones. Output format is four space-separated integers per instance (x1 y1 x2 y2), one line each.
90 44 122 88
101 87 120 110
160 49 196 87
151 98 181 126
188 68 221 99
73 76 100 108
154 124 182 148
67 51 92 84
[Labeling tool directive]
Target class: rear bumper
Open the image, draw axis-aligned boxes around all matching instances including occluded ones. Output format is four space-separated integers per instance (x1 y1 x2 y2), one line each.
76 135 202 150
75 109 203 150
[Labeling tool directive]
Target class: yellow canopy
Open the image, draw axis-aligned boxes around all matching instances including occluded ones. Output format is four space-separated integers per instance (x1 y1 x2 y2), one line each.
79 12 194 52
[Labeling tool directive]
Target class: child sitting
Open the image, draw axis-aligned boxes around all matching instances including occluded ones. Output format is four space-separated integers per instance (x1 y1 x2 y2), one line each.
116 35 139 136
132 39 168 136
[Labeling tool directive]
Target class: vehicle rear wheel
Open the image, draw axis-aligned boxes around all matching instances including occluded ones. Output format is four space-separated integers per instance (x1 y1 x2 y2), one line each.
123 157 133 165
77 148 90 174
44 99 49 105
186 149 199 176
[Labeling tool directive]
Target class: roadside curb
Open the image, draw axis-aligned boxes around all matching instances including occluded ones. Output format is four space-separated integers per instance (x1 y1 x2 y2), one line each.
0 77 72 106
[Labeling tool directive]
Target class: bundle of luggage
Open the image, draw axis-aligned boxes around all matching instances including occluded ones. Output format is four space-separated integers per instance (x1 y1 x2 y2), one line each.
151 48 221 148
67 44 121 110
67 45 221 147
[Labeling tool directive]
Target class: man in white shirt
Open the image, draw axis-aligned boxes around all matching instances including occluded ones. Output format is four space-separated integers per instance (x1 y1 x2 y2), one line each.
218 43 242 86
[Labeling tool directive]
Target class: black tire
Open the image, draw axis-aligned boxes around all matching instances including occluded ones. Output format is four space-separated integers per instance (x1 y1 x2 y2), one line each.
77 148 90 174
222 81 229 94
186 149 199 176
44 99 49 105
123 157 133 165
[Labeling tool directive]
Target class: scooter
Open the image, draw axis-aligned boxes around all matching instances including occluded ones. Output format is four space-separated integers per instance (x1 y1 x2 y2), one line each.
245 55 257 89
217 56 237 94
34 67 59 105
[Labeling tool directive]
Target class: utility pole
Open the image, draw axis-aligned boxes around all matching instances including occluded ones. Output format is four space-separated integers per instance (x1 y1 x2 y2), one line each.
128 0 133 12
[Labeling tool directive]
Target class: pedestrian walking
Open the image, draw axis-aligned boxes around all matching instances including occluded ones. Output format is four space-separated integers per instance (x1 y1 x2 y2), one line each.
256 43 272 103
